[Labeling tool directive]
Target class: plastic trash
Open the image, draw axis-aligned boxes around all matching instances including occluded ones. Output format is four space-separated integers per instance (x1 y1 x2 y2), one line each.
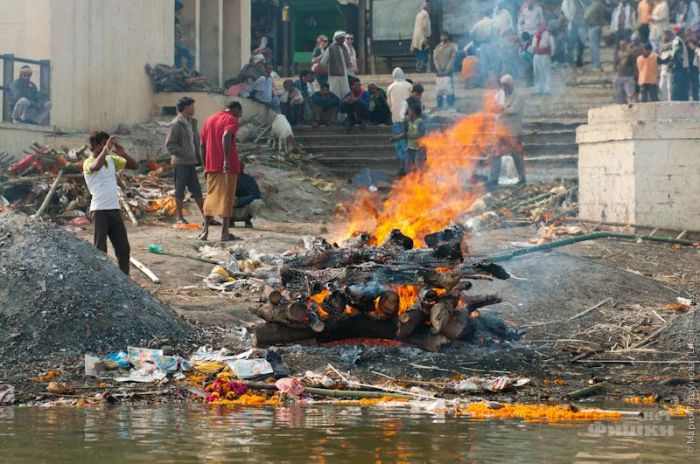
227 359 273 379
148 244 165 253
275 377 305 396
0 384 15 404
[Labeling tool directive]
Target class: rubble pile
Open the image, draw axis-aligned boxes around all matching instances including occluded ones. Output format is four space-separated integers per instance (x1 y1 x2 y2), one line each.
0 213 195 368
145 63 211 92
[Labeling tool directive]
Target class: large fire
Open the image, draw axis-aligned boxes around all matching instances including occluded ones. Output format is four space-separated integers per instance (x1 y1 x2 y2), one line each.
338 111 519 247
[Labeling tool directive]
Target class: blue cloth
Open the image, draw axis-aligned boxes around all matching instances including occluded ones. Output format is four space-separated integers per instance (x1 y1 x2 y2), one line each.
392 122 407 161
175 42 195 70
340 90 370 113
588 26 602 68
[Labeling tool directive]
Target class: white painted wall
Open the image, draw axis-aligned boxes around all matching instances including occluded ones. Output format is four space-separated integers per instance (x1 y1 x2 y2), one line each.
49 0 173 131
0 0 51 59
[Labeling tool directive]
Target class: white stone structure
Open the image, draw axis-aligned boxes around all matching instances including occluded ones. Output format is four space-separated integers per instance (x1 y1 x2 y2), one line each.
577 103 700 231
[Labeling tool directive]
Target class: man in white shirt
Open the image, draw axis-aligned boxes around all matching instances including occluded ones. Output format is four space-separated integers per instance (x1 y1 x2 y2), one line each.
344 33 359 76
387 67 412 162
83 132 139 275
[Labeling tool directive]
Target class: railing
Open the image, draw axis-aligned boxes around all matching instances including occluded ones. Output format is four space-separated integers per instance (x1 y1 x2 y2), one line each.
0 54 51 123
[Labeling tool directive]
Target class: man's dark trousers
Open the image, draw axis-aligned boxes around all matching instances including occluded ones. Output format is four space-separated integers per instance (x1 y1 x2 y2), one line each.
93 209 130 275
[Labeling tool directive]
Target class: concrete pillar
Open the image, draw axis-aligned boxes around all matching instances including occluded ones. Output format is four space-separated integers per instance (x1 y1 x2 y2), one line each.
196 0 250 87
577 103 700 230
222 0 251 82
197 0 221 85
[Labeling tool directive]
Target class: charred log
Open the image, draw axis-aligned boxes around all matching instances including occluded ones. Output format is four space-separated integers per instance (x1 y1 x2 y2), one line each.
377 290 400 317
261 284 283 305
321 289 348 315
430 294 458 333
460 292 503 311
456 261 510 280
423 226 465 248
442 310 476 340
307 302 325 332
396 303 428 337
344 232 373 249
283 246 463 270
253 313 397 347
383 229 414 250
250 304 307 328
286 300 308 323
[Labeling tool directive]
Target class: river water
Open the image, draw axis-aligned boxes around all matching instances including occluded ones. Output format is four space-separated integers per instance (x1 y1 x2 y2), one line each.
0 404 695 463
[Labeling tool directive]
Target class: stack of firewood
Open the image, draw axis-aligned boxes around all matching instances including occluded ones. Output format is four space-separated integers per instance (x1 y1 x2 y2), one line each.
250 227 513 352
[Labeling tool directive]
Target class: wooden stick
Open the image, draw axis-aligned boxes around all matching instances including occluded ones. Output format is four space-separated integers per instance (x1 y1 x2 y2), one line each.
129 256 160 283
565 382 607 400
32 168 64 218
119 189 138 225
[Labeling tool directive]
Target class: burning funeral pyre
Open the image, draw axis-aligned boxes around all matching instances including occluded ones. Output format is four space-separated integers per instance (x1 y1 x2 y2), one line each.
250 111 521 351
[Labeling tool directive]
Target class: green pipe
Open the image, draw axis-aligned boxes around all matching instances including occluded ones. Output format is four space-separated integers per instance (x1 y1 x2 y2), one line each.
486 231 696 262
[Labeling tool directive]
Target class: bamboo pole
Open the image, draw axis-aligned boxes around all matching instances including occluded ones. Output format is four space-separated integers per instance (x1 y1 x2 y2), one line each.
485 232 697 262
129 256 161 283
32 168 64 218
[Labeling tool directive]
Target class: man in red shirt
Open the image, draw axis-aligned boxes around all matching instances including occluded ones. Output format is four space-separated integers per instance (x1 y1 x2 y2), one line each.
199 101 243 241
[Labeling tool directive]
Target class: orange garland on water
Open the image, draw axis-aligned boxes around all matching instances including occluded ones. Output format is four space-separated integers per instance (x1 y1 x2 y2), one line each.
457 402 622 423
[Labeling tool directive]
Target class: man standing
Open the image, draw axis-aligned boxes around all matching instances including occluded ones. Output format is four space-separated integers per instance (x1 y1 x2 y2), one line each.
532 22 555 95
411 3 432 72
685 28 699 100
433 32 458 109
636 43 660 101
387 67 412 163
231 163 263 229
10 66 51 125
561 0 586 68
613 40 638 103
165 96 204 224
310 84 340 127
174 0 195 70
517 0 544 36
199 101 243 242
585 0 608 70
321 31 351 107
667 26 690 101
492 74 526 187
344 33 359 77
651 0 671 51
611 1 637 46
83 132 139 275
638 0 652 44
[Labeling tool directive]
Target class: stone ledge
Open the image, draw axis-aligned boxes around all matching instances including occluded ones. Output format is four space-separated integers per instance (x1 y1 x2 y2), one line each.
587 102 700 124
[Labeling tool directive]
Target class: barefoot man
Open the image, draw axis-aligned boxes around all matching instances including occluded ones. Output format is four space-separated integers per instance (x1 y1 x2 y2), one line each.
199 101 242 241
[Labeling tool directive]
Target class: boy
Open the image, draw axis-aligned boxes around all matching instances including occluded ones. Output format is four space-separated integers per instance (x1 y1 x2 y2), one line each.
83 132 138 274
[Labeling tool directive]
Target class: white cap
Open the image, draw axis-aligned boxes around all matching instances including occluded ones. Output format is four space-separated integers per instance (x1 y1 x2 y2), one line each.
500 74 514 86
333 30 346 40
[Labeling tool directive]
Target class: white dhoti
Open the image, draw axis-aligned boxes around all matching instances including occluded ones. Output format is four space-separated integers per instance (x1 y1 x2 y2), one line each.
328 75 350 103
533 55 552 94
12 98 51 125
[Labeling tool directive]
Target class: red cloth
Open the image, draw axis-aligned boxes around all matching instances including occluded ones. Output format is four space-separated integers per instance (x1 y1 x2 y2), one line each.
200 111 240 174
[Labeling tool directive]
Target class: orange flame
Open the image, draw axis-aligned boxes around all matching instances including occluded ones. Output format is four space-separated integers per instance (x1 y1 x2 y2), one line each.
308 289 330 318
396 285 420 314
337 111 518 247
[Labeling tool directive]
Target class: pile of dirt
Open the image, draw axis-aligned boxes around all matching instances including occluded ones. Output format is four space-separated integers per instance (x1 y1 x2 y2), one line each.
0 212 196 371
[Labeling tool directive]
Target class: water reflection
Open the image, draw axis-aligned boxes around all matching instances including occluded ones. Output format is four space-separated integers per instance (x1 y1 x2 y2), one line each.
0 404 694 463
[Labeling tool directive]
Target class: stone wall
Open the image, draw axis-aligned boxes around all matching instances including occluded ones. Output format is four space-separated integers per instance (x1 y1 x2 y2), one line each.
577 103 700 231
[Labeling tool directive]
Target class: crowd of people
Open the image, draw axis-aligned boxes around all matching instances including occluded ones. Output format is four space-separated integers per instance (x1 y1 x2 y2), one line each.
410 0 700 102
229 30 393 131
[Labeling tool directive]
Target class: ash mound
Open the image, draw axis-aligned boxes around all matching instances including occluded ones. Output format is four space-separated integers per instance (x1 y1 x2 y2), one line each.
0 212 194 367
